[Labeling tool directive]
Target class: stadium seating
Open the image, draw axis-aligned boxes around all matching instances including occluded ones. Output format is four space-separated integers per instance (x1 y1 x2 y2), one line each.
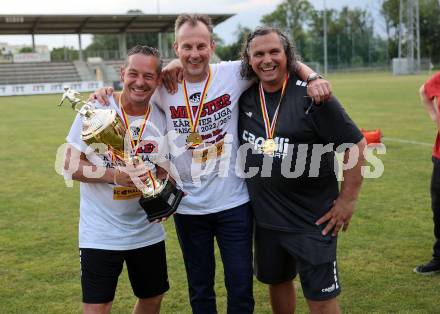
103 59 172 84
104 60 124 73
0 62 81 85
104 59 173 75
0 58 174 86
103 60 124 83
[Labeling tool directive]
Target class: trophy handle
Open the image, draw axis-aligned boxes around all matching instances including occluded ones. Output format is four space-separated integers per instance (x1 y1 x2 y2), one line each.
58 87 94 113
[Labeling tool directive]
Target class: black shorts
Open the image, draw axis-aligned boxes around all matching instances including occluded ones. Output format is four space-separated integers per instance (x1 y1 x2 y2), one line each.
254 226 341 301
79 241 169 304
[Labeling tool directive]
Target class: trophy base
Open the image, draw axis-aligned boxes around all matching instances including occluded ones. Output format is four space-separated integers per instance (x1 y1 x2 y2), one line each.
139 181 184 222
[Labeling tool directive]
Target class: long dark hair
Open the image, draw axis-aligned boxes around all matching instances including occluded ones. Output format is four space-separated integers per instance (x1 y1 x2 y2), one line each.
240 26 300 80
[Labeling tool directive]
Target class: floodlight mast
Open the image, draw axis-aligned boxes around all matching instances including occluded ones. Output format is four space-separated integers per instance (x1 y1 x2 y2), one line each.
415 0 421 70
407 0 415 72
398 0 403 59
398 0 421 73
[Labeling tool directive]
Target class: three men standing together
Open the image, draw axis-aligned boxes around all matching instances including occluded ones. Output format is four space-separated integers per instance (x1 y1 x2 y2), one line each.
65 13 365 314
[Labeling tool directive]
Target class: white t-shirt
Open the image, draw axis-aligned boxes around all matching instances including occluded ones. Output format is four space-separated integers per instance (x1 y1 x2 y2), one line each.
155 61 253 215
66 96 167 250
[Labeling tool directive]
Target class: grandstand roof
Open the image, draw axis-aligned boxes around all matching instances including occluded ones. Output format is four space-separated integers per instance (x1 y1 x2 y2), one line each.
0 14 234 35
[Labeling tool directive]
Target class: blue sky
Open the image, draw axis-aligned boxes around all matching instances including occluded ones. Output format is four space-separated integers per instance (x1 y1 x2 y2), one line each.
0 0 384 49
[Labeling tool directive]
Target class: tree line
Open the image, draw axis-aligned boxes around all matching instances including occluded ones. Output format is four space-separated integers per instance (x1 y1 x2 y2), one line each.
217 0 440 69
50 0 440 69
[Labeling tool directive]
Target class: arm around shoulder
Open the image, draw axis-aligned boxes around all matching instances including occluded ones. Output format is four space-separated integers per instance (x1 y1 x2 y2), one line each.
295 61 332 103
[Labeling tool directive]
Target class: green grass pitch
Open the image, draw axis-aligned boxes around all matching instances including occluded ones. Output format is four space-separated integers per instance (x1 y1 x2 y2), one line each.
1 71 440 313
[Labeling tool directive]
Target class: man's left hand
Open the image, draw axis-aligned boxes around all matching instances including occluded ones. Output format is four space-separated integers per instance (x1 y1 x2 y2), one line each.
161 59 183 94
307 78 332 104
315 197 355 237
88 87 114 105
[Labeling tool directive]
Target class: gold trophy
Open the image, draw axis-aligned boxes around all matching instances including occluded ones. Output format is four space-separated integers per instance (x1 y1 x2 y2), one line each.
59 87 183 222
59 86 126 159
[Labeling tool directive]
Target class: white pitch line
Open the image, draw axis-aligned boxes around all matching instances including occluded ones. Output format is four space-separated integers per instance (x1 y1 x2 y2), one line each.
382 137 432 147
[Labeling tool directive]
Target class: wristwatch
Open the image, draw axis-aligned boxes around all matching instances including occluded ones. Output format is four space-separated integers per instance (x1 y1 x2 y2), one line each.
306 72 324 83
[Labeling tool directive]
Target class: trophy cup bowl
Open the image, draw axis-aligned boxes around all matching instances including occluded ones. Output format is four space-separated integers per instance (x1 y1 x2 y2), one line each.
80 106 127 159
60 87 183 222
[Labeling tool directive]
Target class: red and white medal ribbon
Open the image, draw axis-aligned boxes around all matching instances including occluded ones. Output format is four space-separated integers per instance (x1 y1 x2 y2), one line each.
118 94 156 189
182 66 212 138
258 74 289 141
118 93 151 156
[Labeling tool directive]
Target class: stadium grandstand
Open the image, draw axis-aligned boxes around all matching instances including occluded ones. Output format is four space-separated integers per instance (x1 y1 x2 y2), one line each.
0 14 233 96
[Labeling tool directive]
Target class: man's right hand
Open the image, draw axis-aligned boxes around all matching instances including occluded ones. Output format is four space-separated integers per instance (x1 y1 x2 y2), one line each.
88 87 115 105
113 164 152 188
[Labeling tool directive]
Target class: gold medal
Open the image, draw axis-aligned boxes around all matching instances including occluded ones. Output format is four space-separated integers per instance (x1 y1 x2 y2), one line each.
186 131 203 148
259 74 289 155
262 139 277 154
182 67 212 150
